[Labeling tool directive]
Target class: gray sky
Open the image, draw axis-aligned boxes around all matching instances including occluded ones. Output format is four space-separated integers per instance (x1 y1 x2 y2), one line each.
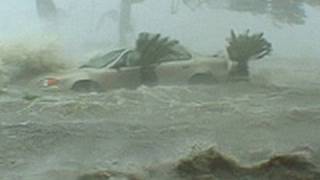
0 0 319 58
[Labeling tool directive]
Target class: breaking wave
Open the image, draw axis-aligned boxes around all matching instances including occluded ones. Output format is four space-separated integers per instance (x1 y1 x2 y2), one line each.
0 40 320 180
0 41 70 87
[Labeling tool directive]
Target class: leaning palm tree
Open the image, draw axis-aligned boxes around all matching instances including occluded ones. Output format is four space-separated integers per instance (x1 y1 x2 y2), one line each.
226 29 272 79
134 33 180 85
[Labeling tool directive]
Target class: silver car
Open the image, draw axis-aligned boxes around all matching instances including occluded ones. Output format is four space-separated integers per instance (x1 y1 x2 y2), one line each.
42 46 236 92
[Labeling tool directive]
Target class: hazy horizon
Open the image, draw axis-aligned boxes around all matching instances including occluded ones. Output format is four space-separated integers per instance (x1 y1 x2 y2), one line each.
0 0 319 58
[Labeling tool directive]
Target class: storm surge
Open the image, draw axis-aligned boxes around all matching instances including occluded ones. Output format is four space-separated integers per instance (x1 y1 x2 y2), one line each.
1 48 320 180
1 0 320 179
1 75 320 179
79 147 320 180
0 41 70 87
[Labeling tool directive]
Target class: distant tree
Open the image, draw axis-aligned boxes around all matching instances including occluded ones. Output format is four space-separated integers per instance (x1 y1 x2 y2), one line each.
269 0 306 25
35 0 66 32
35 0 57 22
306 0 320 7
223 0 308 25
228 0 269 15
173 0 317 25
171 0 209 13
118 0 145 46
108 0 318 46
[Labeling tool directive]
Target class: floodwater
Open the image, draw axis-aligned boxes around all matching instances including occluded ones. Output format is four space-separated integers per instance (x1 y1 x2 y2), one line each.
0 47 320 179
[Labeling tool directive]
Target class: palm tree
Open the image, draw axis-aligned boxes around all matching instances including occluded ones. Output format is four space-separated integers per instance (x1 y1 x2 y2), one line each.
226 30 272 79
134 33 180 85
227 0 307 25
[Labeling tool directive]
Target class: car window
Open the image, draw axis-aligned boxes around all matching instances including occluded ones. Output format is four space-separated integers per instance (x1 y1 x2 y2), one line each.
80 49 127 69
111 51 130 68
111 50 141 68
159 44 192 63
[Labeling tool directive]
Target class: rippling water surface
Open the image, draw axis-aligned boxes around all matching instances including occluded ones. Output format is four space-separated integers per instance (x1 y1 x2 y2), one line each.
1 55 320 179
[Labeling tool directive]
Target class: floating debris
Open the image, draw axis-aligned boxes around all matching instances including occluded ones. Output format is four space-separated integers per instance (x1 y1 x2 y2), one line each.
77 148 320 180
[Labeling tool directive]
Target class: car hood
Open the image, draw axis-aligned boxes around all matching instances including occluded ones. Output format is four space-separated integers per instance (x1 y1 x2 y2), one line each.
42 68 92 90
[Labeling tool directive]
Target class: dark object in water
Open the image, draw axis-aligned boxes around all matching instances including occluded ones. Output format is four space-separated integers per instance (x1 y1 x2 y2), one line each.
226 29 272 79
77 170 142 180
176 148 320 180
22 93 40 101
77 171 111 180
78 148 320 180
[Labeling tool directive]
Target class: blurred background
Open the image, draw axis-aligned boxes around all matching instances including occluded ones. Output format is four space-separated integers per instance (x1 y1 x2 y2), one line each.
0 0 319 58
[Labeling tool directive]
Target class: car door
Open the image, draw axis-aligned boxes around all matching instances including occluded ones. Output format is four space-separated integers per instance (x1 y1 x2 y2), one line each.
109 51 142 89
153 44 194 84
155 59 194 84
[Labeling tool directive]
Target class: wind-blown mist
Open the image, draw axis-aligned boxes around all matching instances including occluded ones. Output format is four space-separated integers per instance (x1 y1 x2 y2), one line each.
1 1 320 180
0 0 319 58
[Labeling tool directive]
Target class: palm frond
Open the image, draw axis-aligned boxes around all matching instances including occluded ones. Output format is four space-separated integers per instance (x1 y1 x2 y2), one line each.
226 29 272 63
134 32 181 66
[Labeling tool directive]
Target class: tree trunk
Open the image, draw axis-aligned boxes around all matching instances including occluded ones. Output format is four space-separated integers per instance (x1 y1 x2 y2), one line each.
229 61 249 81
119 0 132 46
237 61 249 77
140 66 158 86
36 0 58 32
36 0 57 20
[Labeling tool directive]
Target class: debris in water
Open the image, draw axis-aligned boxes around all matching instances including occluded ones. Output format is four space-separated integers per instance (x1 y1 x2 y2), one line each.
78 148 320 180
176 148 320 180
77 171 111 180
77 170 142 180
0 88 8 95
22 93 40 101
288 107 320 122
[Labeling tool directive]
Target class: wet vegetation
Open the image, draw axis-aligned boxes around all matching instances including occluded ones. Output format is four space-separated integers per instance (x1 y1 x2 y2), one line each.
176 148 320 180
77 148 320 180
226 30 272 79
190 0 320 25
134 33 181 85
227 0 307 25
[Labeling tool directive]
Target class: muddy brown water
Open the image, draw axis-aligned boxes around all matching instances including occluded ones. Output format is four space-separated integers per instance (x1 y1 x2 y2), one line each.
0 57 320 179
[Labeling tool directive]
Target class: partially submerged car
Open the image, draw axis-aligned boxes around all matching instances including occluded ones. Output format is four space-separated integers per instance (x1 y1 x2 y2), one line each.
42 33 237 92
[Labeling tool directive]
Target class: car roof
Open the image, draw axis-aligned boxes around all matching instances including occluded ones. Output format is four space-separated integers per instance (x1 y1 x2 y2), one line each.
80 44 192 69
79 49 129 69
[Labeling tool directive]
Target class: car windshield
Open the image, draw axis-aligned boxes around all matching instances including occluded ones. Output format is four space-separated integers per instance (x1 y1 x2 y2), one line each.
159 44 192 62
79 49 126 69
81 45 191 69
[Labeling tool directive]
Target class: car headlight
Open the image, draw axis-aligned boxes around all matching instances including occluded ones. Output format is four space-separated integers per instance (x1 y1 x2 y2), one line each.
43 78 59 87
